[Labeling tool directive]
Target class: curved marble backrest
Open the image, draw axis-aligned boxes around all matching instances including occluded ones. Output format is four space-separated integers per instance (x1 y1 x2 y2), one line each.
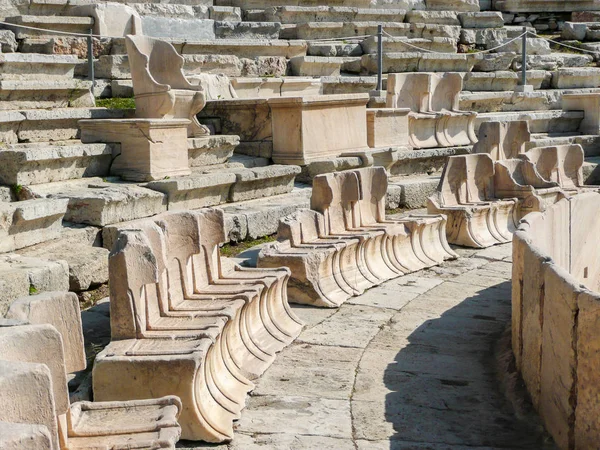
386 73 430 112
195 209 227 283
474 121 530 161
355 167 387 226
437 155 468 207
278 209 326 245
522 146 559 183
312 171 361 234
125 34 194 95
495 159 527 188
429 72 462 112
109 230 159 340
556 144 585 190
465 153 495 202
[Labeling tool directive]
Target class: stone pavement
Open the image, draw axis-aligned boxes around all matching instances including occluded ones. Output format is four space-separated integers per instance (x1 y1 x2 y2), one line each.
176 243 556 450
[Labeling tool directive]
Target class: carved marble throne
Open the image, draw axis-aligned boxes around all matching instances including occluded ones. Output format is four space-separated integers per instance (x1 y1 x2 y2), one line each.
125 34 209 138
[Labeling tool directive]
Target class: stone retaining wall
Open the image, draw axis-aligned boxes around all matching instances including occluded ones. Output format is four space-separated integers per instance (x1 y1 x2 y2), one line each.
512 192 600 450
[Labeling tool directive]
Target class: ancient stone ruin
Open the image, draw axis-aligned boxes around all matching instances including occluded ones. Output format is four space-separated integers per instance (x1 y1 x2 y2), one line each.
0 0 600 448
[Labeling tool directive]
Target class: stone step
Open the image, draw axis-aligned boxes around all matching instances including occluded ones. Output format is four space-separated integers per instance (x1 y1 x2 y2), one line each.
214 0 410 10
360 35 458 54
387 174 441 209
2 15 94 39
460 87 600 113
475 110 584 134
0 79 94 110
0 198 69 253
179 39 307 58
145 164 301 209
363 52 481 74
230 76 322 97
583 156 600 184
514 52 595 70
24 178 168 227
463 70 549 91
288 21 461 40
244 6 407 23
0 107 129 145
289 55 360 76
101 183 313 248
321 75 378 94
551 67 600 89
389 146 472 178
0 53 79 80
0 141 115 186
529 132 600 157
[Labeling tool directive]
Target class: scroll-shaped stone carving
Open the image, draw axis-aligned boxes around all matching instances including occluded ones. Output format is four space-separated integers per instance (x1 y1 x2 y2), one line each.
386 72 477 149
0 323 182 450
125 34 209 138
427 153 519 248
473 120 531 160
429 72 477 147
93 210 301 442
522 144 600 194
258 167 456 307
494 158 567 217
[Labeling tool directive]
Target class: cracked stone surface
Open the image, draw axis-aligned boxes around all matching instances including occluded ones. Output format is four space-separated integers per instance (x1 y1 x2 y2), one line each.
176 243 556 449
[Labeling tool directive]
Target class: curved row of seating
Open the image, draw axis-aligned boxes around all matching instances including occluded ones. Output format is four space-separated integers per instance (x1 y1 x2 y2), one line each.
92 209 303 442
258 167 457 307
428 135 600 248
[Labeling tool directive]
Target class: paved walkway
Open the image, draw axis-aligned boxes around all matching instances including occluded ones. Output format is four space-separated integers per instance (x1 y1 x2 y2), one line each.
182 243 555 449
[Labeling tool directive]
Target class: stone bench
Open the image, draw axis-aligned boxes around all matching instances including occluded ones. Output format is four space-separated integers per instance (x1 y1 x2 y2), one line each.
93 209 302 442
521 144 600 195
0 293 183 449
257 167 456 307
427 153 519 248
387 72 477 149
473 120 531 161
494 158 567 217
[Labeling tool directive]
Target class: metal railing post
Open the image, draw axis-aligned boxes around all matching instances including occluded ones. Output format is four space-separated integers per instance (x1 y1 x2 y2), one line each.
521 26 527 87
87 28 95 87
376 24 383 92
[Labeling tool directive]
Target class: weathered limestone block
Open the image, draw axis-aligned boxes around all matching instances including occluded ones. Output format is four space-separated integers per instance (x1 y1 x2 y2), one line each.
188 135 239 167
460 28 507 46
459 11 504 28
141 16 215 40
0 199 68 253
269 94 370 165
79 119 191 182
562 22 588 41
94 210 301 441
361 36 457 54
473 52 516 72
214 21 281 40
0 53 77 80
5 291 86 374
0 143 113 186
258 168 455 307
69 2 141 37
495 0 600 12
425 0 479 12
503 37 551 55
126 35 209 138
473 120 531 160
562 93 600 135
494 159 566 217
366 108 410 148
0 323 183 449
0 79 94 111
0 359 59 449
552 68 600 89
145 172 237 210
406 10 459 25
18 243 109 291
417 53 478 72
362 52 420 74
289 55 342 76
427 154 519 248
0 255 69 316
0 421 53 450
229 165 301 202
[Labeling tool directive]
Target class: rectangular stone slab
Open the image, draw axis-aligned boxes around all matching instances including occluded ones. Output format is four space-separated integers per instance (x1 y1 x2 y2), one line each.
268 93 370 165
79 118 191 182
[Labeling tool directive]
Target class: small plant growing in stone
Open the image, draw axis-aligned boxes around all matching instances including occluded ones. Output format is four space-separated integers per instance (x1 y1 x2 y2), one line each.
28 285 38 295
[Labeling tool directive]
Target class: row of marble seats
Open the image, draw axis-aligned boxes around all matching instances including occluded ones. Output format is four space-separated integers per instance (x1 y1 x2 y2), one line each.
386 72 477 149
92 209 303 443
428 144 600 248
0 292 182 450
427 153 520 249
257 167 457 308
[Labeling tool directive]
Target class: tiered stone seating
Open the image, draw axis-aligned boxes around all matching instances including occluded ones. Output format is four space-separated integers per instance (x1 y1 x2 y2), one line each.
258 167 456 307
92 209 302 442
0 292 183 449
473 120 531 160
386 72 477 148
427 153 519 248
521 144 600 195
